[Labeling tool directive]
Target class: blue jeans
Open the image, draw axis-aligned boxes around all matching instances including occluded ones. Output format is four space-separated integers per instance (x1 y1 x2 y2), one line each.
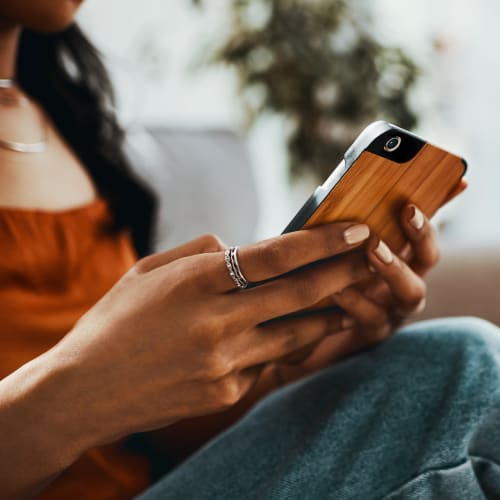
139 317 500 499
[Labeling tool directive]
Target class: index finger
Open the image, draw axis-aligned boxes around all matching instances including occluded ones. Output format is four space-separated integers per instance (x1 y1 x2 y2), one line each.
209 222 370 292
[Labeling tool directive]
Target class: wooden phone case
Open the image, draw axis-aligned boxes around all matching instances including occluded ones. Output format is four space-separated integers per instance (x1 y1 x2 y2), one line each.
302 144 465 252
281 121 467 313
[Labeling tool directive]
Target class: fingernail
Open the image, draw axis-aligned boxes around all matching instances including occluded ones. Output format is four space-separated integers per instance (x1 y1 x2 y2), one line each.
414 297 427 314
409 205 425 230
341 316 355 330
373 240 394 265
344 224 370 245
368 264 376 273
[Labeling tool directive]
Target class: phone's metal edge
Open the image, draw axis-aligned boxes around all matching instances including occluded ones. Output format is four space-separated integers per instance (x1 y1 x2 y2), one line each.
461 158 468 174
281 120 395 234
281 120 468 234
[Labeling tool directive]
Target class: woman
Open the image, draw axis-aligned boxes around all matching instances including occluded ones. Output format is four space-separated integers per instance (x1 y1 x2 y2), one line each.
1 1 499 499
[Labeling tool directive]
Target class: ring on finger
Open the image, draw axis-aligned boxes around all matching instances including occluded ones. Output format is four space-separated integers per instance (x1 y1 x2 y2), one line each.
224 246 250 289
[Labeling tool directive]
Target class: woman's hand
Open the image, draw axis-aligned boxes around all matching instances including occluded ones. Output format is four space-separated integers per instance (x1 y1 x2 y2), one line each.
46 222 374 451
274 182 467 385
2 223 376 495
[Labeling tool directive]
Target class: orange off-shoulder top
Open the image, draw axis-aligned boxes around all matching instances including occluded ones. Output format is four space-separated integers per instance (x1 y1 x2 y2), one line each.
0 197 152 499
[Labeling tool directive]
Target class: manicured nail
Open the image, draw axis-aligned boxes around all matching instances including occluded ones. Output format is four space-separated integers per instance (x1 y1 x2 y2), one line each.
344 224 370 245
414 297 427 314
409 205 425 230
341 316 355 330
373 240 393 264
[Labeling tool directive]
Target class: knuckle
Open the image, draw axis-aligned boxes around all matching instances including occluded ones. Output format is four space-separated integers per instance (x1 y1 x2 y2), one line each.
318 226 342 254
214 376 241 406
187 255 220 292
188 326 212 354
201 351 234 380
132 257 151 275
199 233 227 252
191 305 233 336
257 239 288 275
188 314 223 348
189 267 212 294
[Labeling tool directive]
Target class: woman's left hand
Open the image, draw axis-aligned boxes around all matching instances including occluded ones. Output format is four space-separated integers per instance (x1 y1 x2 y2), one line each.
274 184 466 384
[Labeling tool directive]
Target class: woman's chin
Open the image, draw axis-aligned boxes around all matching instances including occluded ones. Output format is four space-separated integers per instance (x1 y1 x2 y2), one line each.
14 0 83 33
33 9 82 32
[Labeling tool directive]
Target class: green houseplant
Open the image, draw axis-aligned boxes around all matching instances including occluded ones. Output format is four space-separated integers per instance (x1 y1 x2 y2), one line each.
199 0 418 181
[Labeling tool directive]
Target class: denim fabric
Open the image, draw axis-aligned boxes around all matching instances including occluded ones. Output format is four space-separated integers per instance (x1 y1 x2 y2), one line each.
138 317 500 500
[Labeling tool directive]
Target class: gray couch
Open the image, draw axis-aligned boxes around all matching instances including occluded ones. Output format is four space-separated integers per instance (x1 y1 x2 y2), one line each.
125 125 259 250
126 126 500 326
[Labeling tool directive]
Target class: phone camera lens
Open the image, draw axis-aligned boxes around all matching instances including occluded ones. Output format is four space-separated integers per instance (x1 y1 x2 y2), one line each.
384 136 402 153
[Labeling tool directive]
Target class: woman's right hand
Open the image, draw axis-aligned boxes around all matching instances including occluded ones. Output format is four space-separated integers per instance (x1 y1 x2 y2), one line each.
52 223 372 450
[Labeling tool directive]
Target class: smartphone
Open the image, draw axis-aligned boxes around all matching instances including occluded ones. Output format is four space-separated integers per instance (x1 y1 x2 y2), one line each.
282 121 467 254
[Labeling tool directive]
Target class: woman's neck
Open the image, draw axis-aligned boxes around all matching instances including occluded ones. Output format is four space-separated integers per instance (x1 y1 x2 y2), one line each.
0 21 21 79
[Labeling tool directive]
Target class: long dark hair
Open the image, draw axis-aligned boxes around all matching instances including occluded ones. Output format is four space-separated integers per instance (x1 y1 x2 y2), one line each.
16 24 156 257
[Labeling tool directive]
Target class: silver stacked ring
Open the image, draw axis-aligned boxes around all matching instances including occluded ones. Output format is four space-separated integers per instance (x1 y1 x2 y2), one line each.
224 246 249 289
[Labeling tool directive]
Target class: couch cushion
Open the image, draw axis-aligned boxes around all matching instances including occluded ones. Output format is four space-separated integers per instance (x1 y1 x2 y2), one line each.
125 126 259 251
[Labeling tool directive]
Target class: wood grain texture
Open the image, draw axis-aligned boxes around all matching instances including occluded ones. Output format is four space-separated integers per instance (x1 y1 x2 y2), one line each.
305 144 465 253
300 144 465 313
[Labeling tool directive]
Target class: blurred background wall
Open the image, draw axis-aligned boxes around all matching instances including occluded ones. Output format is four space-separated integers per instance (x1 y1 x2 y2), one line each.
77 0 500 248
